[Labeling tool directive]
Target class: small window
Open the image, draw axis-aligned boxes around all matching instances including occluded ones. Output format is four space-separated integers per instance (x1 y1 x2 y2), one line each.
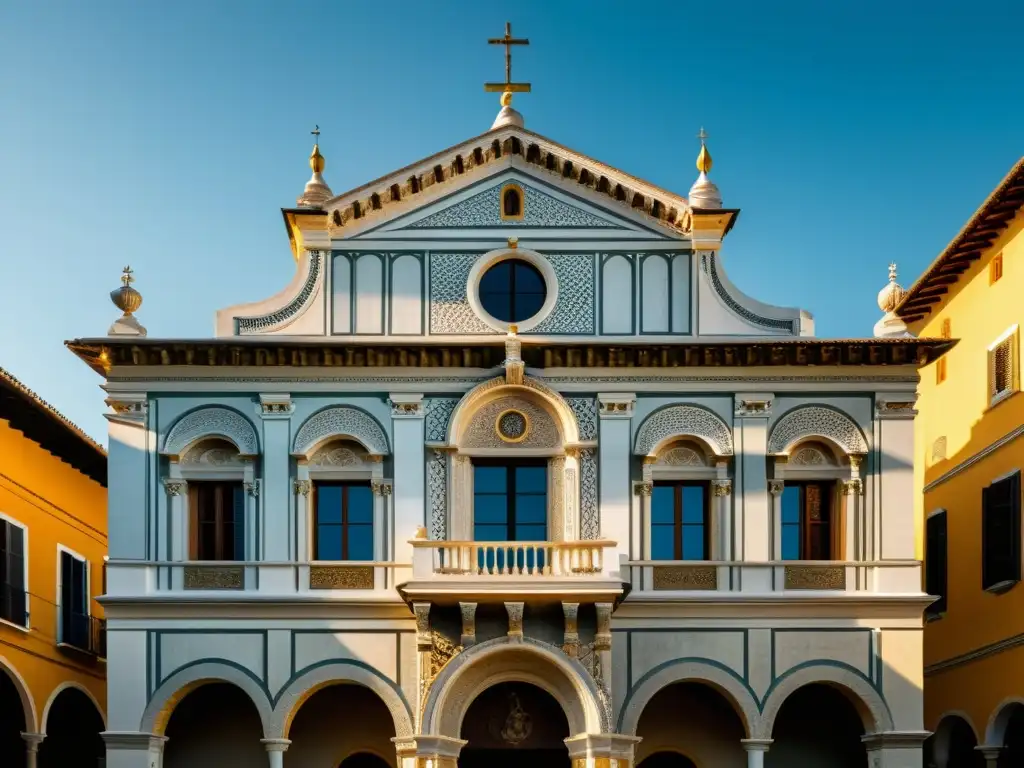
781 482 836 560
59 549 89 648
982 471 1021 591
479 259 547 323
988 328 1020 406
0 518 27 627
990 253 1004 284
651 482 709 560
313 482 374 561
189 481 245 561
501 184 524 220
925 512 948 616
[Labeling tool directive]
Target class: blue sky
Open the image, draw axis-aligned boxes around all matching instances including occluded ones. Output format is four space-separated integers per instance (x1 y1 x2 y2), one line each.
1 1 1022 443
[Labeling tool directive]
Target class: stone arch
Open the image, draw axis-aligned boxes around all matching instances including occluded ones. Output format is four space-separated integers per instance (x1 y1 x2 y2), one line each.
931 711 982 766
986 696 1024 745
758 664 893 739
40 681 105 733
616 659 758 738
292 406 390 457
140 661 273 738
634 405 734 458
422 637 606 738
767 405 868 456
447 376 580 447
0 653 37 732
270 661 414 740
162 406 259 457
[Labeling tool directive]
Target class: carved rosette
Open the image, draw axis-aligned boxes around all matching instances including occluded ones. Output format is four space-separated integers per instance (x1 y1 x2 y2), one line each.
505 602 525 640
459 602 477 647
562 602 580 658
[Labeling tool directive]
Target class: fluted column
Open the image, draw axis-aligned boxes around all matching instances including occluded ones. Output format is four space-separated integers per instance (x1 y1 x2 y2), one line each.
262 738 291 768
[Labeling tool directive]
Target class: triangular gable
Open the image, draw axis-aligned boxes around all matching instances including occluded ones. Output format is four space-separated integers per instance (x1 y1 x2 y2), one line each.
405 179 622 229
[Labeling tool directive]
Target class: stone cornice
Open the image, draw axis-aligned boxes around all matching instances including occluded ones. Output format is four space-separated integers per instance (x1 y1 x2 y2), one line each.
67 338 955 378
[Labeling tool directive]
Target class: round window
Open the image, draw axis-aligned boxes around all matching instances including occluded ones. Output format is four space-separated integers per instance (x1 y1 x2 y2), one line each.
478 259 547 323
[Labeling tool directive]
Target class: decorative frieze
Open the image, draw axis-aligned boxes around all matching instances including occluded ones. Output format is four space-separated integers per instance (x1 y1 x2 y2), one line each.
183 566 244 590
309 565 374 590
505 601 525 640
652 565 718 591
784 565 846 591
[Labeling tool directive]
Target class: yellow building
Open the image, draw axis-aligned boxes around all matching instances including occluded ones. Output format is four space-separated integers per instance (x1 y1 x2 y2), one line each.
897 158 1024 768
0 367 107 768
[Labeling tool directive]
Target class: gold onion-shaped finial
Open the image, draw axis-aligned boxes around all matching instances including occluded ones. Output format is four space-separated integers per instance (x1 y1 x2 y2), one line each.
309 124 325 173
696 127 713 174
110 266 142 315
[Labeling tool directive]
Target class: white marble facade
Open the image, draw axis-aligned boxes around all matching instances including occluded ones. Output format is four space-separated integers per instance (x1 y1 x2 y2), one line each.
84 122 946 768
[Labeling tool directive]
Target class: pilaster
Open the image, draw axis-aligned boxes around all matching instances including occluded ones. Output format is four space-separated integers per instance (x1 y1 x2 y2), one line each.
875 394 917 559
598 393 635 569
391 394 425 564
105 393 151 559
258 393 294 561
102 732 167 768
861 731 930 768
734 393 773 562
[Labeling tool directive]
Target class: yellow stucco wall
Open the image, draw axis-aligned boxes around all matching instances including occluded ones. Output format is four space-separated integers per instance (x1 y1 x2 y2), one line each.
912 210 1024 738
0 417 107 733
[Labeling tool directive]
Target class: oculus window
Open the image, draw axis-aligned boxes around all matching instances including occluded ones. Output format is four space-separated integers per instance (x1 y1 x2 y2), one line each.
651 482 709 560
314 482 374 561
479 259 547 323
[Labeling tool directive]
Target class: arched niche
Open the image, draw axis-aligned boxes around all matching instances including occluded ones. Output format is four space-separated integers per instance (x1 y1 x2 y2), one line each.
162 406 259 458
440 376 588 542
292 406 390 459
633 405 734 460
767 405 868 458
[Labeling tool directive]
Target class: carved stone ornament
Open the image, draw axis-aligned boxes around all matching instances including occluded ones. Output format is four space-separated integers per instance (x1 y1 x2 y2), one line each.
163 406 259 456
460 602 477 647
636 482 653 497
183 566 244 590
790 445 832 466
236 250 323 335
309 565 374 589
653 565 718 590
656 445 708 466
712 480 732 497
292 406 389 457
562 602 580 657
784 565 846 590
372 481 393 497
389 396 425 418
634 404 734 456
310 442 368 468
500 692 533 746
244 480 260 497
842 479 864 496
505 602 525 639
767 405 868 456
293 479 312 496
598 396 635 418
594 603 612 651
768 480 785 496
163 479 186 497
413 602 432 649
462 396 559 450
876 397 918 418
181 441 244 467
734 397 774 417
105 395 147 424
259 393 293 415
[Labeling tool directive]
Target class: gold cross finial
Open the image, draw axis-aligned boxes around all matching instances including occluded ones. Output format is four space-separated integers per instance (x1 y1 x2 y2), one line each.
121 265 134 286
311 125 320 145
698 127 709 143
889 262 898 281
696 127 713 174
485 21 531 103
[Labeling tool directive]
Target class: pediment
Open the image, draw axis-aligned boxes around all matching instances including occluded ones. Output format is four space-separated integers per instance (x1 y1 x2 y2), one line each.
323 125 692 241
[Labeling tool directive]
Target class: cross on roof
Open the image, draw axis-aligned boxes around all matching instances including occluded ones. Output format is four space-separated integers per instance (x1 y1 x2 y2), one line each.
311 125 320 144
485 22 531 94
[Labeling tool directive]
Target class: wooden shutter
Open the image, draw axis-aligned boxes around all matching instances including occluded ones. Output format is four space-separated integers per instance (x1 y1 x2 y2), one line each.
232 484 246 561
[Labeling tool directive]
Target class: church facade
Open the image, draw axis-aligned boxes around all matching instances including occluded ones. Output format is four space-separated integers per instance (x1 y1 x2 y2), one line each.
71 76 950 768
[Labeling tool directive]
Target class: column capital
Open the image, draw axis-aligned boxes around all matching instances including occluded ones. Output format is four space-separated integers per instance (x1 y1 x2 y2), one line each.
597 393 636 419
389 393 426 419
875 393 918 420
261 738 292 752
740 738 773 752
713 479 732 497
505 601 525 639
459 601 477 647
974 744 1004 759
104 393 148 427
564 733 641 761
861 731 932 750
163 478 187 496
768 479 784 496
20 732 45 750
101 732 168 751
734 393 774 417
258 393 294 418
393 734 467 760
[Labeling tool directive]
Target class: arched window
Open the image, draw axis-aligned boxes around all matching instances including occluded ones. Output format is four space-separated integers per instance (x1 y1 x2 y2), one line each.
501 184 524 219
479 259 546 323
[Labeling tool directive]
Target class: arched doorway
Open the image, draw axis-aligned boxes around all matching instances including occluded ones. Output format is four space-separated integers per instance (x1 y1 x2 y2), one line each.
286 684 397 767
929 715 983 768
459 682 570 768
39 687 104 768
996 704 1024 768
635 682 745 767
0 669 27 768
163 683 265 768
767 684 867 768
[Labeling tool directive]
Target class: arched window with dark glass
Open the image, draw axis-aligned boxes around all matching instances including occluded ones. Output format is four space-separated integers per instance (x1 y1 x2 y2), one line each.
502 185 523 218
651 482 709 560
479 259 546 323
314 482 373 560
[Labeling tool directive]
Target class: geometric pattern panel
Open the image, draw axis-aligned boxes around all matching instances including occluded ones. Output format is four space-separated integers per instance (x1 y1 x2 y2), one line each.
579 448 599 540
425 397 461 442
406 182 622 229
531 253 596 334
292 406 390 456
427 449 448 540
163 406 259 456
633 404 734 457
566 397 599 441
460 396 561 451
767 405 868 455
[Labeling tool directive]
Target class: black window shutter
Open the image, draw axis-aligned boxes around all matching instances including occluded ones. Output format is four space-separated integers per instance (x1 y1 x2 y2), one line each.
926 513 948 614
1009 471 1022 583
232 484 246 562
982 474 1022 590
60 551 73 641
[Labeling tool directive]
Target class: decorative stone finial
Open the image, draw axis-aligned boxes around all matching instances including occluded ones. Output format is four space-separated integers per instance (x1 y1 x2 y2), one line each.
689 127 722 209
507 236 519 249
108 266 147 337
486 23 530 129
297 125 333 208
873 262 912 338
492 90 525 129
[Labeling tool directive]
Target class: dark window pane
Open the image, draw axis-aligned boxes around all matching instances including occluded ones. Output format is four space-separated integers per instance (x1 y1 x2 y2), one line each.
200 520 217 560
316 527 342 560
514 263 544 293
473 525 507 542
474 466 507 493
346 486 374 523
808 524 831 560
515 524 547 542
515 495 547 524
474 496 510 525
514 293 545 320
651 487 676 524
317 485 343 524
481 293 513 321
682 529 705 560
346 525 374 561
651 526 676 560
781 486 800 523
480 261 511 293
682 486 706 524
781 525 800 560
515 466 547 493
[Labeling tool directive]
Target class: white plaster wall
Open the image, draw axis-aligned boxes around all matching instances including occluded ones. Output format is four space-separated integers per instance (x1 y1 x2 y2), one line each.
105 628 149 731
602 255 634 333
293 632 399 679
641 254 670 333
671 253 690 333
159 633 265 682
390 254 423 335
355 253 385 334
107 411 152 560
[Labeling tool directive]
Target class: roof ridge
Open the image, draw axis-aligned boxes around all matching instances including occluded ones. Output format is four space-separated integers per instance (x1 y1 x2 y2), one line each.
0 365 106 456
